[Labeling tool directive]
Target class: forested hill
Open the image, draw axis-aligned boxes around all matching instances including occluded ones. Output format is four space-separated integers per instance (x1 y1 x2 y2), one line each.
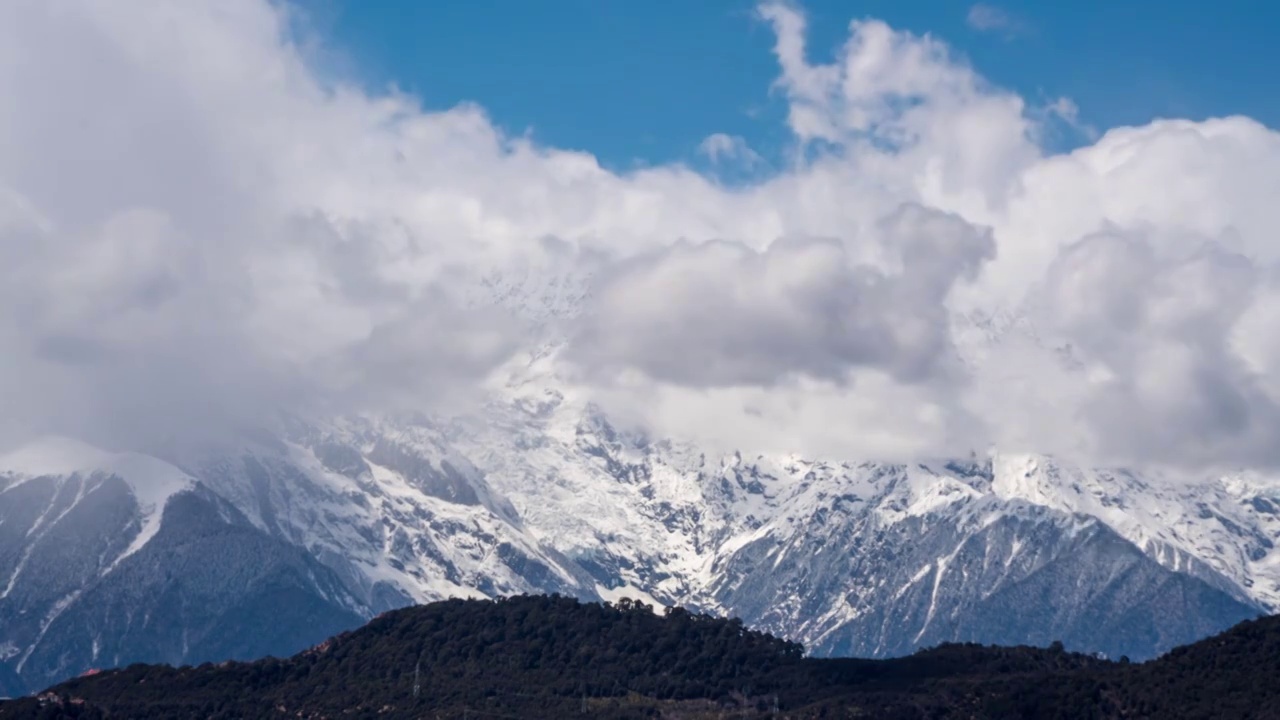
3 595 1278 719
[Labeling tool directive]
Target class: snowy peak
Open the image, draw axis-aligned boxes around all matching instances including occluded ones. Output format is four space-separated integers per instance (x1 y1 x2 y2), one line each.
1 436 193 504
991 452 1280 608
0 436 195 566
1 407 1274 693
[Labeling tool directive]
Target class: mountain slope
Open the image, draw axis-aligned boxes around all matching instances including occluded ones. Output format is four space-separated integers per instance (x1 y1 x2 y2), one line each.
0 453 364 695
713 490 1259 660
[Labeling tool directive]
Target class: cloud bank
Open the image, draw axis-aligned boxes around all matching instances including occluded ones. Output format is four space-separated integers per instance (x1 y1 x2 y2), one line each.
2 0 1279 471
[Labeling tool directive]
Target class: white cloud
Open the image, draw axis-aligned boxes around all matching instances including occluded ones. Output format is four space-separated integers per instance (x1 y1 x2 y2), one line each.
1 0 1279 470
697 133 762 166
965 4 1026 37
569 204 994 388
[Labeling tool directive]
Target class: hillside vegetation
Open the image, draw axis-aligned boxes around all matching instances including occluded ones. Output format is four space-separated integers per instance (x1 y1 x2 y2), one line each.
2 594 1277 719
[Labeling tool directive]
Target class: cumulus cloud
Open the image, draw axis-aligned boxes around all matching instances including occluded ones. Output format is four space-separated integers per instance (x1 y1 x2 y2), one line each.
1 0 1279 470
1027 232 1280 466
0 0 527 448
757 1 1042 210
570 204 994 387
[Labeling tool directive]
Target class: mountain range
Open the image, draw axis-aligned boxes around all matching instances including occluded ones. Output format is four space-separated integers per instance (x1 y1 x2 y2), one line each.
2 338 1276 695
3 281 1279 696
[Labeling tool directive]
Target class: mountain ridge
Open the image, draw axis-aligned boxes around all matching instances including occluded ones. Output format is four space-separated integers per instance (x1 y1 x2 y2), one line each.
6 594 1278 719
1 400 1269 695
2 314 1276 695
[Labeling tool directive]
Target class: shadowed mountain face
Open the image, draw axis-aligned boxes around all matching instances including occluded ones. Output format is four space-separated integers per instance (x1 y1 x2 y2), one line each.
712 500 1260 660
0 418 1268 696
0 477 364 696
5 595 1280 719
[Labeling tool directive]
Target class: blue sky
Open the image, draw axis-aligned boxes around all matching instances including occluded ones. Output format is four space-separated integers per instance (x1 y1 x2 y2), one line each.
299 0 1277 170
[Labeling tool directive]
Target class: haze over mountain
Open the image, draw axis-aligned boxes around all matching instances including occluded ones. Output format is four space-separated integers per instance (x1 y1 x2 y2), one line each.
3 0 1280 701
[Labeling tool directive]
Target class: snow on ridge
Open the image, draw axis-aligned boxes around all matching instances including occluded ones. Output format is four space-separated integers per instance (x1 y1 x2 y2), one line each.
594 583 665 612
0 436 116 479
990 450 1280 610
1 435 193 505
1 435 195 567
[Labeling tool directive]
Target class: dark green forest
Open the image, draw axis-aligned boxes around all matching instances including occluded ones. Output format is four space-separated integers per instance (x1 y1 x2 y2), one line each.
2 594 1277 719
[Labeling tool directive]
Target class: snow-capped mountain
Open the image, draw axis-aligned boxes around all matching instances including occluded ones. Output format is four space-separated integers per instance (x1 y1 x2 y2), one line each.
0 439 363 697
1 304 1275 695
1 365 1273 695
